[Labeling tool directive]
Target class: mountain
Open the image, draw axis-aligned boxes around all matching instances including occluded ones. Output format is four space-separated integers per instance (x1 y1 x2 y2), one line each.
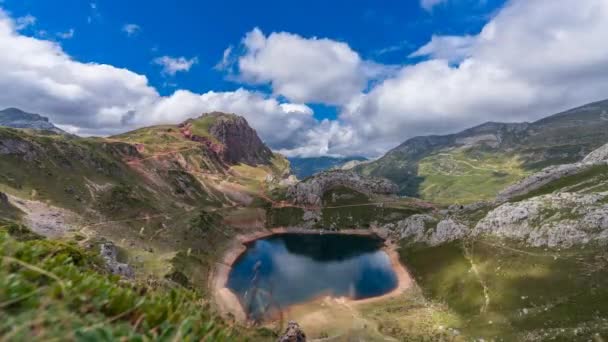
0 108 290 280
357 99 608 204
0 107 66 134
288 156 367 179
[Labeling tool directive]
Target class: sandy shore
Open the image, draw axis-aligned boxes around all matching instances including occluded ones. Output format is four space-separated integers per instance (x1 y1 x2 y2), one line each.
210 227 413 323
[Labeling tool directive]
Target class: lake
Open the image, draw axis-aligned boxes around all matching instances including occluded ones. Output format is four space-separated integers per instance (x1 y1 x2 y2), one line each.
226 233 398 321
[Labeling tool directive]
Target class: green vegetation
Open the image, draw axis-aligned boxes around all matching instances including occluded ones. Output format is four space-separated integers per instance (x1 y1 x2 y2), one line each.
417 149 529 204
319 186 426 229
358 101 608 202
0 221 244 341
511 164 608 202
266 206 305 227
399 238 608 340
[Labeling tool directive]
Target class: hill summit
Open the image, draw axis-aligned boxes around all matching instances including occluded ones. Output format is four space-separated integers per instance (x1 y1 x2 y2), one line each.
0 108 65 134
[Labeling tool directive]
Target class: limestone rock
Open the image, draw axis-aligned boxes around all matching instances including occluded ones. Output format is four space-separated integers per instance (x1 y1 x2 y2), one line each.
498 142 608 202
582 142 608 163
475 192 608 247
384 214 467 246
278 321 306 342
287 170 398 206
100 242 134 278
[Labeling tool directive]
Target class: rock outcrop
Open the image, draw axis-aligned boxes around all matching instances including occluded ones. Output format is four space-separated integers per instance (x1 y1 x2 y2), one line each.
498 142 608 202
474 192 608 247
383 214 468 246
583 142 608 163
497 163 596 202
278 321 306 342
100 242 134 278
181 112 273 166
287 170 398 206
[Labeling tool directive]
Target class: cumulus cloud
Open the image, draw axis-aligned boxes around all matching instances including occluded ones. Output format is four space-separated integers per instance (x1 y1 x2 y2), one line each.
122 23 140 37
3 1 608 158
227 28 385 106
341 0 608 156
153 55 198 76
0 9 320 151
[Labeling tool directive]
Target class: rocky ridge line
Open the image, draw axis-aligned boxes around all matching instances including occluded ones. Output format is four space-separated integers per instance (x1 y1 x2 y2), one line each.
286 170 398 206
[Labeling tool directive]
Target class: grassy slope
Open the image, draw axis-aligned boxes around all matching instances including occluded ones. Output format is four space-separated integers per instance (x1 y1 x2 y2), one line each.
319 186 427 229
397 239 608 341
0 221 254 341
359 100 608 204
510 164 608 202
418 149 529 204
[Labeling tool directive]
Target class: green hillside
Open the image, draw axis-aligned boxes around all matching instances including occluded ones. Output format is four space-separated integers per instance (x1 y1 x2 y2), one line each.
358 99 608 204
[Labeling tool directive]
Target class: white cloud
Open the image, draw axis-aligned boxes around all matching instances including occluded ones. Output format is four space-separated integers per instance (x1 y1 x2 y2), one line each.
420 0 447 11
3 1 608 158
122 23 140 37
56 28 75 39
0 9 319 152
14 14 35 30
229 28 383 106
409 35 476 62
342 0 608 155
153 55 198 76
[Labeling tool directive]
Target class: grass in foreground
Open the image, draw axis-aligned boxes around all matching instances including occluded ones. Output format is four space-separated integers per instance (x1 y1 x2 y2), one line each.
0 220 268 341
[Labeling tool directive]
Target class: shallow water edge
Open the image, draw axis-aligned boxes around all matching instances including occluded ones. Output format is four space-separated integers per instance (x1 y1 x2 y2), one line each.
210 227 413 323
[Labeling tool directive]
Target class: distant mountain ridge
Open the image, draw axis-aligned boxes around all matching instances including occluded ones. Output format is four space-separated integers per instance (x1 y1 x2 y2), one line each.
288 156 367 179
0 108 65 134
357 99 608 203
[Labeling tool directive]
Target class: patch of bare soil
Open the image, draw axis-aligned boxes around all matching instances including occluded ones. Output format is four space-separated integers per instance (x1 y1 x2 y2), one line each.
8 195 82 238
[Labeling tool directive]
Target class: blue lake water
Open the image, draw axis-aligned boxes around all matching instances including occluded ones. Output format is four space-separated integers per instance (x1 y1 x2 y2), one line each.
226 233 398 320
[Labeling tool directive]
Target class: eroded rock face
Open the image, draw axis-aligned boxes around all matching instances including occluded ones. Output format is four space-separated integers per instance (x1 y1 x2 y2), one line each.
474 192 608 247
287 170 398 206
100 242 134 278
208 115 273 165
0 138 38 160
278 321 306 342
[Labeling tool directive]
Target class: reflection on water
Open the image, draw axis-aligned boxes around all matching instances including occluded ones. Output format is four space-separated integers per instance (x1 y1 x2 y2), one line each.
226 233 398 321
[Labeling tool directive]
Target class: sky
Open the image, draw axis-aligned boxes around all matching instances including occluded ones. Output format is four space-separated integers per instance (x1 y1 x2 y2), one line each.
1 0 608 157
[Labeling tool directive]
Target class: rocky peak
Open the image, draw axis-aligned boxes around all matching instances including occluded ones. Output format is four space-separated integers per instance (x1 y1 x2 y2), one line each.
0 108 65 134
180 112 273 166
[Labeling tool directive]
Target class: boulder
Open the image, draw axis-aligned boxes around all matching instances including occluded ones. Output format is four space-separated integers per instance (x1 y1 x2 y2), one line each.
100 242 134 278
278 321 306 342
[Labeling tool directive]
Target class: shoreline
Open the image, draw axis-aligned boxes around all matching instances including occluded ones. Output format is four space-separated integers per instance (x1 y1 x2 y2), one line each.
210 227 413 323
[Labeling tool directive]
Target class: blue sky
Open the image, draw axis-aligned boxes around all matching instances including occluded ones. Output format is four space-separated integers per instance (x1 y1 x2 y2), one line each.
1 0 607 157
3 0 504 120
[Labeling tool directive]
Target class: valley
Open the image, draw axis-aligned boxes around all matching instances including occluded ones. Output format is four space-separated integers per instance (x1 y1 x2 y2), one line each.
1 102 608 341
